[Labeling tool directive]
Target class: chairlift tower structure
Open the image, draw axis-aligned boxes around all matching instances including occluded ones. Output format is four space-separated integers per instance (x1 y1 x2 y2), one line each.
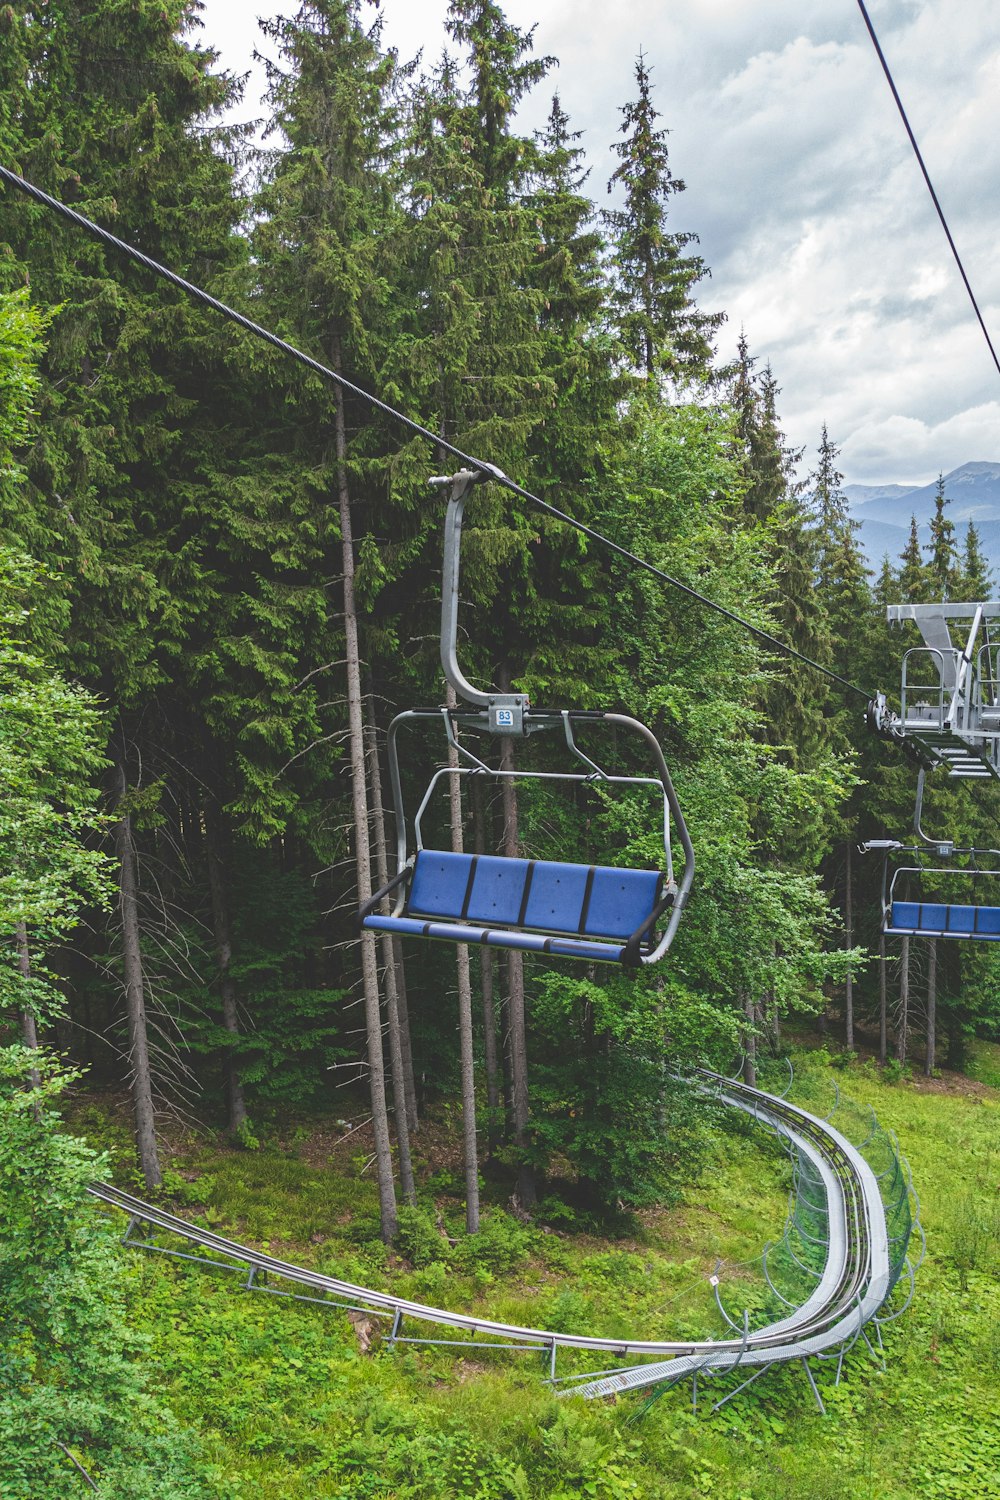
876 602 1000 780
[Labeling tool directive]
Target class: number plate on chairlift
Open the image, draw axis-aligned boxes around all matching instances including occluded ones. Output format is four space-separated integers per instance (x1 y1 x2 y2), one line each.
488 696 527 735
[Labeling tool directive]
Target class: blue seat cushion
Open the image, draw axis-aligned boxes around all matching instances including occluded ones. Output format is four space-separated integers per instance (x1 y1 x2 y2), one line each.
889 900 1000 939
406 851 474 919
404 850 663 942
465 855 533 926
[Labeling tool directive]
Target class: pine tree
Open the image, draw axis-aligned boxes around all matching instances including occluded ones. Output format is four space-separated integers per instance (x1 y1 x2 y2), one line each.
444 0 554 195
0 300 113 1064
525 93 614 494
604 52 722 386
0 0 251 1181
898 515 930 602
730 335 828 764
254 0 402 1240
955 521 993 599
810 424 870 749
874 553 898 609
927 473 957 598
812 423 852 579
731 335 805 524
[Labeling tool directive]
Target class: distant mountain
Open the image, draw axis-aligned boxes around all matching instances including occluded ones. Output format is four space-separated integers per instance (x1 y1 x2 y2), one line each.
843 482 913 514
843 462 1000 578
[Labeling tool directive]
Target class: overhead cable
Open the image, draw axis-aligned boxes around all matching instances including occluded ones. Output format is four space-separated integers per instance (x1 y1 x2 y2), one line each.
854 0 1000 380
0 161 872 702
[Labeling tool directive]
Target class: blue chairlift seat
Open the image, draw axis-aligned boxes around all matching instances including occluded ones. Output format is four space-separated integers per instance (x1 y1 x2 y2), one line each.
889 900 1000 940
362 850 668 965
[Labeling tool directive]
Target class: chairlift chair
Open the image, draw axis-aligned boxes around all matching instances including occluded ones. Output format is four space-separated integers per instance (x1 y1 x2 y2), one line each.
358 470 695 967
861 769 1000 941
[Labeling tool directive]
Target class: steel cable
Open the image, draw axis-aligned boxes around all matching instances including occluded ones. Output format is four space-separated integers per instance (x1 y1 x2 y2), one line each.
854 0 1000 379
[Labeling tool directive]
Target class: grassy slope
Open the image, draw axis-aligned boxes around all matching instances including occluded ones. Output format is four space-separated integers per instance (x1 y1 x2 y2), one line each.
93 1051 1000 1500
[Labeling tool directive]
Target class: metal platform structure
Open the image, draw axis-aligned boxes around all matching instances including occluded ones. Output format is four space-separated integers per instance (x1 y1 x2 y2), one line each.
90 1066 919 1414
881 602 1000 779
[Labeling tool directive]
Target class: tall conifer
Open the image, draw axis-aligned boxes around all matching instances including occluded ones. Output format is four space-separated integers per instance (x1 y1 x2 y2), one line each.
0 0 249 1179
254 0 402 1239
927 473 957 598
956 521 993 599
898 516 930 602
605 53 722 386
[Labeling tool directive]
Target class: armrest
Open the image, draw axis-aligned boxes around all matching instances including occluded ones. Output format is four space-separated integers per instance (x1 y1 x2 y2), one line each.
622 885 676 969
357 866 411 928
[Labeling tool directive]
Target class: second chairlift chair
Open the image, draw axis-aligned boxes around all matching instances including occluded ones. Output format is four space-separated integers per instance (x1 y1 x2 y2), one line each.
862 767 1000 941
359 470 695 966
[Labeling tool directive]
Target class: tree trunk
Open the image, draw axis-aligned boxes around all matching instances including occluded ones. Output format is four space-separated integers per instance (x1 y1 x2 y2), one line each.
392 935 419 1133
474 779 501 1152
204 804 248 1137
925 937 937 1077
897 935 910 1064
332 344 397 1242
16 921 41 1090
498 703 534 1209
499 952 514 1123
363 681 417 1132
844 841 854 1051
363 692 415 1206
445 684 480 1232
741 989 756 1088
878 931 887 1065
114 761 161 1191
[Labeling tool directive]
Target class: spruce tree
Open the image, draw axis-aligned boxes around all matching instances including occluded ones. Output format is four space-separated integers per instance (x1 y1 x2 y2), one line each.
956 520 993 599
807 420 872 878
731 355 824 768
604 52 722 386
525 93 614 494
254 0 402 1240
445 0 554 194
898 515 930 602
927 473 957 598
0 0 250 1179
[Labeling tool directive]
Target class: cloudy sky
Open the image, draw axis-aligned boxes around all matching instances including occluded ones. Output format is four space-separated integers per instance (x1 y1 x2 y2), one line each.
193 0 999 487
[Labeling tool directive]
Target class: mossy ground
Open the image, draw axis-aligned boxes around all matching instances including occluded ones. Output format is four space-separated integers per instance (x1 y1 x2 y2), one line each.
76 1050 1000 1499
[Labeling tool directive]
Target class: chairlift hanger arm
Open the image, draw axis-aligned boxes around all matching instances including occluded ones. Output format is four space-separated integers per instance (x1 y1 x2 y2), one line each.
908 767 958 855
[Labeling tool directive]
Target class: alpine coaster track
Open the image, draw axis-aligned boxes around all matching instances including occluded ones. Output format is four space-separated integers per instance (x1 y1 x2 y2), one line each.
89 1067 917 1410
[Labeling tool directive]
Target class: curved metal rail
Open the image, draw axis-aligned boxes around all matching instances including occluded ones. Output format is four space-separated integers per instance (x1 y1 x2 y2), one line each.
88 1069 908 1403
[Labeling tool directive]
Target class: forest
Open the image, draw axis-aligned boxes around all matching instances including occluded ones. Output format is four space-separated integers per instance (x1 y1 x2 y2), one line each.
2 2 1000 1496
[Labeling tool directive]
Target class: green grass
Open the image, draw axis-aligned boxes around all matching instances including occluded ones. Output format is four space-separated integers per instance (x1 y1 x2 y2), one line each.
87 1056 1000 1499
967 1037 1000 1090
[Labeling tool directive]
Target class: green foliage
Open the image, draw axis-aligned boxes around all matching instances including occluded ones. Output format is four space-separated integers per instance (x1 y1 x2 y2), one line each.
605 53 722 385
0 289 47 490
0 546 114 1023
394 1204 446 1268
0 1047 221 1497
449 1209 539 1276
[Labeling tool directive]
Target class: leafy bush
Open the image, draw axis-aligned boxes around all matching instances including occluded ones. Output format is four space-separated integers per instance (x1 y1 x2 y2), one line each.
0 1047 223 1498
449 1208 539 1275
881 1057 912 1085
393 1205 446 1269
